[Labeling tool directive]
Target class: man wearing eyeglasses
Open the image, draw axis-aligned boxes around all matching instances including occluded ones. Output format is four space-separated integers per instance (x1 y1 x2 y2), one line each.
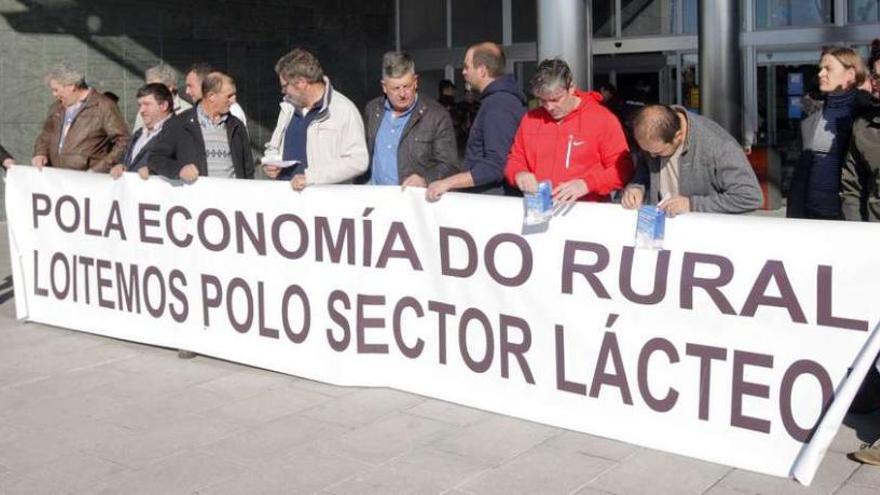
263 48 368 190
361 51 459 187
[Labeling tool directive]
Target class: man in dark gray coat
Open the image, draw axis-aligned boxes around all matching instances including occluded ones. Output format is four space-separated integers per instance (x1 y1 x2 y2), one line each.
621 104 763 216
840 103 880 222
362 51 459 187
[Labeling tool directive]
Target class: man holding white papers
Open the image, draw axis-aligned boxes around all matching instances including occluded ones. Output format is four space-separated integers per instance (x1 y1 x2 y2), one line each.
263 48 368 191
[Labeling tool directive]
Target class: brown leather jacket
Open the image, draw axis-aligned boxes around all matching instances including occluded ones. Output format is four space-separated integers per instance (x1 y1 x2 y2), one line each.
33 89 130 172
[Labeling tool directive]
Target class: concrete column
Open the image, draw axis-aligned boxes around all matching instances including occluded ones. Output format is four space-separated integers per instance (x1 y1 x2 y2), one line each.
537 0 592 89
699 0 742 141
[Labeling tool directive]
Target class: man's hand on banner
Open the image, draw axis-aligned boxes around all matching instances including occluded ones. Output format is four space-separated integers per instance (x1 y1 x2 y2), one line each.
179 164 199 184
32 155 47 169
110 164 125 179
658 195 690 216
621 186 644 209
515 171 539 194
552 179 588 205
401 173 427 189
291 174 307 191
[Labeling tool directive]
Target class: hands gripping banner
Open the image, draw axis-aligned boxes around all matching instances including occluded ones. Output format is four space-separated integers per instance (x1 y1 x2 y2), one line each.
6 166 880 484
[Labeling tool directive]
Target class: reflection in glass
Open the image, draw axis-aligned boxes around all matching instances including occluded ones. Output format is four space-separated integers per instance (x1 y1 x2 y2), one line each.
593 0 615 38
848 0 880 22
621 0 675 36
452 0 503 48
400 0 447 49
512 0 537 43
755 0 833 29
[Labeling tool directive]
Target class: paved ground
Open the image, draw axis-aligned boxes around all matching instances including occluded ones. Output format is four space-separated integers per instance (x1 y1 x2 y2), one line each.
1 220 879 495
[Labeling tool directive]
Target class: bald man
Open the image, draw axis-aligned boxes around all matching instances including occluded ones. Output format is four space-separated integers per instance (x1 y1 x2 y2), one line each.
621 104 762 216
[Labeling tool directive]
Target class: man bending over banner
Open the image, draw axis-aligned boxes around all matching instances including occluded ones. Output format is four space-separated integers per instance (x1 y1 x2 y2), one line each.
620 104 763 216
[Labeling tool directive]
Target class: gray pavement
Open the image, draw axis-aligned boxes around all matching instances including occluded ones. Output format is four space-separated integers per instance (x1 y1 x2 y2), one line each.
0 220 879 495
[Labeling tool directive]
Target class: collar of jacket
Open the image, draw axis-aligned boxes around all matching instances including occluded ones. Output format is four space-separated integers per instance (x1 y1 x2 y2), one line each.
670 104 693 157
279 76 335 122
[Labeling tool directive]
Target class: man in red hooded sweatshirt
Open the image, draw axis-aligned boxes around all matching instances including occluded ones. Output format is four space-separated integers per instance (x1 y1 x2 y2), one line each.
505 58 633 203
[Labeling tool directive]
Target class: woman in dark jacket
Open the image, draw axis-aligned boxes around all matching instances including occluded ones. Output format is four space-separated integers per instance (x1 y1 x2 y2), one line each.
787 47 869 220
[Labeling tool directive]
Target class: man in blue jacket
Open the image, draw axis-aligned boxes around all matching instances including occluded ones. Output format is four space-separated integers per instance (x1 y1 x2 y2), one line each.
426 42 526 201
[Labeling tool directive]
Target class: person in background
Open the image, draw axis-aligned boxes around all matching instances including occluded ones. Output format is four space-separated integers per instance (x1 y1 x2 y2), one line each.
787 46 869 220
132 64 192 131
184 63 247 127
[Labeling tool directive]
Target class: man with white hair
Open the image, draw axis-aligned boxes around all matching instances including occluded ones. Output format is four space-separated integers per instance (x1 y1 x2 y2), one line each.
33 63 130 171
132 64 192 131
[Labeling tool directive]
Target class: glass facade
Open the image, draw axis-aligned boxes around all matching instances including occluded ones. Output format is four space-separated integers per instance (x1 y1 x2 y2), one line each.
683 0 697 34
849 0 880 22
755 0 833 29
512 0 537 43
400 0 446 49
621 0 676 36
452 0 503 48
593 0 615 38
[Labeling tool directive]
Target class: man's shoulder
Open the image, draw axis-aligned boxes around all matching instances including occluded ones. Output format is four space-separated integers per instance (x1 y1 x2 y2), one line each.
855 104 880 125
87 90 116 109
365 96 384 109
416 95 445 112
161 114 188 133
178 107 198 122
329 89 359 111
688 111 737 145
226 113 246 132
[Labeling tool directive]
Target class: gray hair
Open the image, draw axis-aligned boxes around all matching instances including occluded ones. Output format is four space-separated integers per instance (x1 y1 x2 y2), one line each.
530 58 573 95
382 51 415 80
45 63 86 88
275 48 324 84
144 64 178 89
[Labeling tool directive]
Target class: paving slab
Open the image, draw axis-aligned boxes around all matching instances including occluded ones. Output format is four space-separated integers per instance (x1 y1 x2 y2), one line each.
458 445 616 495
587 449 733 495
326 448 491 495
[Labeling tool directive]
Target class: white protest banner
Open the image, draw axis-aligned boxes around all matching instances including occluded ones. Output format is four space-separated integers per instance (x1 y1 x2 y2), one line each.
6 166 880 484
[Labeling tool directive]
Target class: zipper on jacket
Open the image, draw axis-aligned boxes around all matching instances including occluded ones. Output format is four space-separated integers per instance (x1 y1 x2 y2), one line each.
565 134 573 169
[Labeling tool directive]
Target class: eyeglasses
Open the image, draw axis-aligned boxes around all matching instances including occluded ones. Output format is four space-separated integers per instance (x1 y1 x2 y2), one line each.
385 82 416 94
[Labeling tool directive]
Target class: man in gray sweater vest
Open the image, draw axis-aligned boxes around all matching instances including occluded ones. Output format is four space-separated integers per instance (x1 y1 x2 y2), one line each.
621 104 762 216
